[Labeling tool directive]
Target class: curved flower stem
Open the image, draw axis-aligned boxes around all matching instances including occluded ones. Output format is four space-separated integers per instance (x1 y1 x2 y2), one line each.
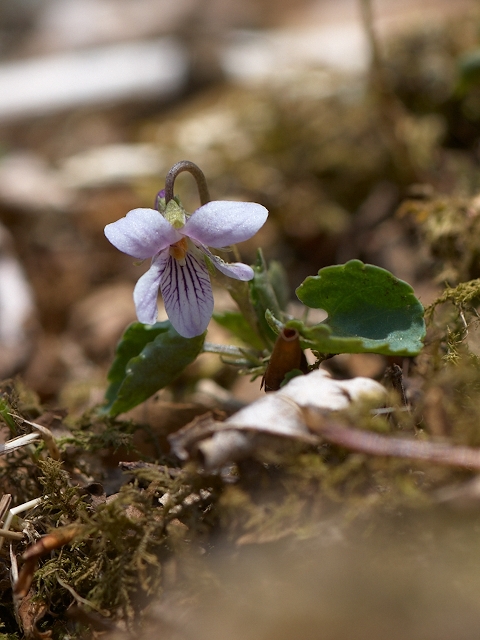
164 160 211 206
165 161 242 262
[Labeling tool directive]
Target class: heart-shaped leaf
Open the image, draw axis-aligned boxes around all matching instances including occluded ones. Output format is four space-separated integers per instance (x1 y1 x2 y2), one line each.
295 260 425 356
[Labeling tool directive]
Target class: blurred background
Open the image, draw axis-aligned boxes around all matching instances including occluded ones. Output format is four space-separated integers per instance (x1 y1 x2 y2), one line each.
0 0 479 410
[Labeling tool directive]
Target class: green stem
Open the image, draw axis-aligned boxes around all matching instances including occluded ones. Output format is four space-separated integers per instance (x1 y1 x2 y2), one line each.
203 342 250 357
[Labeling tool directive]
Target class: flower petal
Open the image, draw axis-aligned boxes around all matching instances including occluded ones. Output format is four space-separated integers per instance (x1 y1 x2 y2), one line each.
160 252 213 338
105 208 181 259
202 247 254 281
133 252 169 324
183 201 268 248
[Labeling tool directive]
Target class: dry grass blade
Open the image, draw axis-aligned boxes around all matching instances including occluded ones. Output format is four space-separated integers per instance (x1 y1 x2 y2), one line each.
9 412 61 460
0 432 40 455
0 493 11 521
0 497 42 551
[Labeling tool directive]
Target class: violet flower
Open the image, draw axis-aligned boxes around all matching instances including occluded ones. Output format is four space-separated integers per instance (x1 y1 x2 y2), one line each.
105 199 268 338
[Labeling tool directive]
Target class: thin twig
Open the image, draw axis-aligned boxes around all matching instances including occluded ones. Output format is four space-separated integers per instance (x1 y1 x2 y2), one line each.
56 574 110 615
304 408 480 471
0 494 11 524
358 0 417 183
0 530 24 540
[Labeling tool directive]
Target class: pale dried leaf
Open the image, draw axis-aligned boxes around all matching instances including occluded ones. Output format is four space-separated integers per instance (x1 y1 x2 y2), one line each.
170 369 386 468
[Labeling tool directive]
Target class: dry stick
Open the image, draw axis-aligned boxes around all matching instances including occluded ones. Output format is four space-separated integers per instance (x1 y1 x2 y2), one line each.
0 530 25 541
0 494 11 523
304 409 480 471
358 0 417 184
0 495 22 541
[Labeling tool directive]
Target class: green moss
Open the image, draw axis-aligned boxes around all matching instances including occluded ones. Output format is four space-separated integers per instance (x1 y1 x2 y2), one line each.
60 412 138 455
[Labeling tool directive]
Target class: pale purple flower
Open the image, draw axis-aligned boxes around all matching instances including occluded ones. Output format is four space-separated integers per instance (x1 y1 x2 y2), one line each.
105 200 268 338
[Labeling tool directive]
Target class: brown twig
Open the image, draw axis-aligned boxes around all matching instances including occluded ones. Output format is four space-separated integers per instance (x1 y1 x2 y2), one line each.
304 408 480 471
358 0 417 184
383 363 408 407
0 494 11 524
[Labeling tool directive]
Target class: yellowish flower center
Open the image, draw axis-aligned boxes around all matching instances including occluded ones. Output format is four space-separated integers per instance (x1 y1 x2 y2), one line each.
169 237 188 264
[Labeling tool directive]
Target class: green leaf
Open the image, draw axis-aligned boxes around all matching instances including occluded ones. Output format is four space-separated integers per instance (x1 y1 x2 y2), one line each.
213 310 265 350
249 250 284 347
457 49 480 95
104 322 170 406
267 260 290 312
280 369 304 387
0 395 18 434
103 321 205 416
295 260 425 356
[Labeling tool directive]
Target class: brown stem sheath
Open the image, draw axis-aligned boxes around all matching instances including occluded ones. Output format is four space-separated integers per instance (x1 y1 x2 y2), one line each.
263 328 303 392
